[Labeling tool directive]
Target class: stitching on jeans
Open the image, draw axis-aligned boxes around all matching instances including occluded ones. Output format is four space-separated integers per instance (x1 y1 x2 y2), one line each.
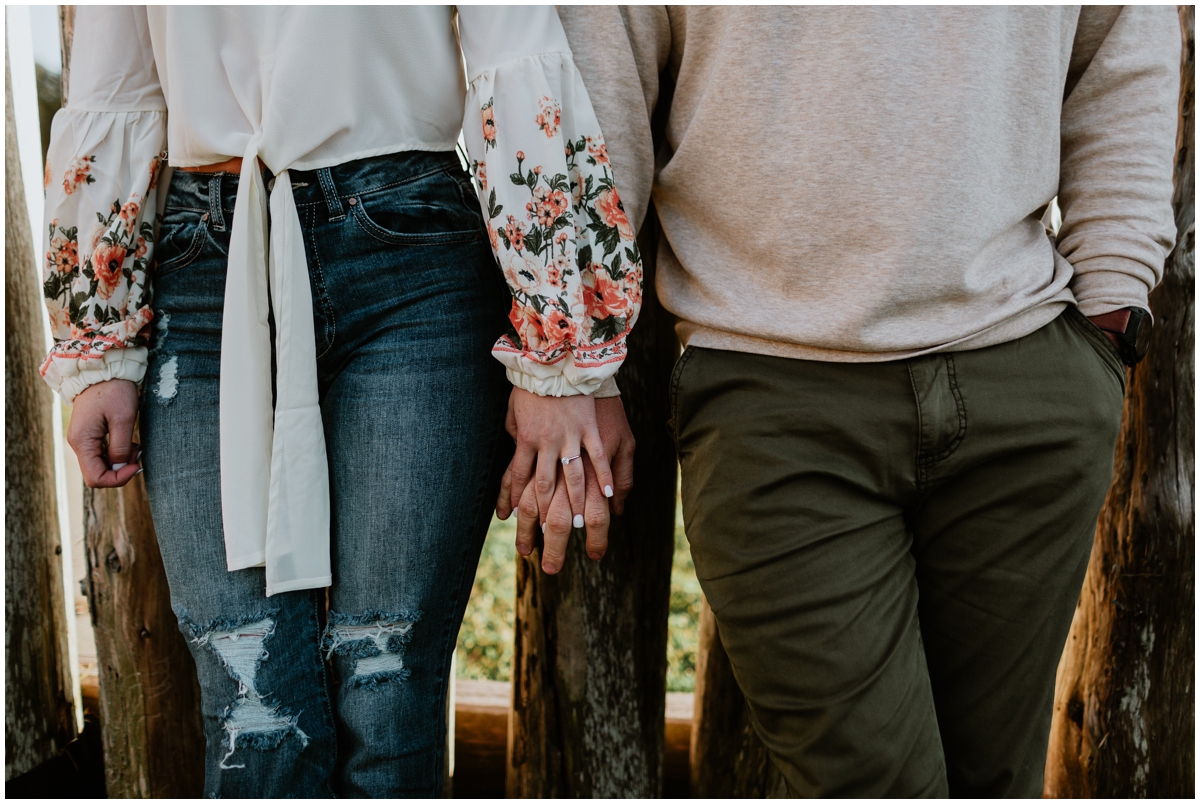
306 205 337 360
311 590 337 775
291 165 460 209
154 217 210 277
349 202 482 247
317 168 346 221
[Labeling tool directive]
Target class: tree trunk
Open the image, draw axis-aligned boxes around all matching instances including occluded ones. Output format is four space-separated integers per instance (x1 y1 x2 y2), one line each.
689 596 786 798
1044 7 1195 797
55 10 207 796
4 49 77 782
82 480 205 797
507 207 678 797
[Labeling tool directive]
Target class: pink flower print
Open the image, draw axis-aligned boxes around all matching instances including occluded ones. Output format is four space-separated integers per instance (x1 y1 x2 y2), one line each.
542 308 577 350
596 187 634 241
535 96 562 139
63 155 96 195
587 138 610 165
91 242 127 300
510 302 549 352
481 100 497 149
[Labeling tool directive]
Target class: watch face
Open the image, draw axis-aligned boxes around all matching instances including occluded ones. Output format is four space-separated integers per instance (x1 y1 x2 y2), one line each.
1134 317 1153 359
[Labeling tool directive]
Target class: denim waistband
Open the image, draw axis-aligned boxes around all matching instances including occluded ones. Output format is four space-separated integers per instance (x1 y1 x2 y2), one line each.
165 150 464 225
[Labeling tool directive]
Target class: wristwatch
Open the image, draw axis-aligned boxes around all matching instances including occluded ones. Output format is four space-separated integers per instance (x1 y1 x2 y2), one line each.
1090 307 1152 367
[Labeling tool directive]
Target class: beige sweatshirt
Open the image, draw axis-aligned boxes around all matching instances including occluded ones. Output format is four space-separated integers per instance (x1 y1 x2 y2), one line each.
558 6 1180 362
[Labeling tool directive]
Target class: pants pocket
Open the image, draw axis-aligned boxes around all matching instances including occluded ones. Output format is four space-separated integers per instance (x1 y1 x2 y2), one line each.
667 345 698 450
1065 306 1127 393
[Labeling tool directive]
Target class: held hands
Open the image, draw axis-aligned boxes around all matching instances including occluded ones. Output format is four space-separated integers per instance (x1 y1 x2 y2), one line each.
497 388 635 574
68 379 143 488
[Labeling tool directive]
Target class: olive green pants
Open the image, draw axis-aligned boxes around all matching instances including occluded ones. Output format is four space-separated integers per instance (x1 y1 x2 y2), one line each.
672 308 1125 797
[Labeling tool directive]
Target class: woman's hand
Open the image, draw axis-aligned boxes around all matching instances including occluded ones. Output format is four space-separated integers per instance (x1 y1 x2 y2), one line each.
500 388 614 533
499 390 636 573
67 379 143 488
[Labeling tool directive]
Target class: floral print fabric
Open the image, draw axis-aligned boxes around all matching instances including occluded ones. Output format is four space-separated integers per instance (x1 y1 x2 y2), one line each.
463 51 642 397
40 108 167 402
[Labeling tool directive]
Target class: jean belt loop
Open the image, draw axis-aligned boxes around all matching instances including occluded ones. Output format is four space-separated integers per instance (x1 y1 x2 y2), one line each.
207 174 226 231
317 168 346 221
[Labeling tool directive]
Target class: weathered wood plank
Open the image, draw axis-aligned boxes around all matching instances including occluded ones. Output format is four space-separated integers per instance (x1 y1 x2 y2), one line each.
56 9 206 796
507 206 678 798
1044 6 1195 797
4 48 77 782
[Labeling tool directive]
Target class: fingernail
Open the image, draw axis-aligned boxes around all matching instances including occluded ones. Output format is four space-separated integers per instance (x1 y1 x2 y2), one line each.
604 485 613 498
540 522 546 531
516 543 530 555
573 514 584 529
111 462 128 471
588 551 602 561
134 468 144 476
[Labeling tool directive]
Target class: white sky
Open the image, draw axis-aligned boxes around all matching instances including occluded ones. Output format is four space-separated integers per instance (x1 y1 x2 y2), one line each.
29 4 62 72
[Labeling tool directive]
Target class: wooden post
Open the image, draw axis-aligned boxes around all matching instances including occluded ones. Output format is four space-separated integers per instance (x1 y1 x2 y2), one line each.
689 597 785 798
4 49 78 782
56 9 207 796
1044 6 1195 797
507 209 678 797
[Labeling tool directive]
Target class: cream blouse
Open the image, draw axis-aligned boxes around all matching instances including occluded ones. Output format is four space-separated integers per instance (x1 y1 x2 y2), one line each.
41 5 642 596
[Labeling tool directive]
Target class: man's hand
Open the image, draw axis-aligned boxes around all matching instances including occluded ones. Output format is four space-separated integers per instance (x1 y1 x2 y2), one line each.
68 379 143 488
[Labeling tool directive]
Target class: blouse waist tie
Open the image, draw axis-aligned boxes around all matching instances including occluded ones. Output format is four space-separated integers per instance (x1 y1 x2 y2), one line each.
219 133 331 596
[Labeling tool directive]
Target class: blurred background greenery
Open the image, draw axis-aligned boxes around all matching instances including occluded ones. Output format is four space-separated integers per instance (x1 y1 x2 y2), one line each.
455 491 702 693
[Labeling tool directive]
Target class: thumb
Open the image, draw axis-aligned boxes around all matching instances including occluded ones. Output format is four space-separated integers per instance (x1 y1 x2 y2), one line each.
106 409 137 468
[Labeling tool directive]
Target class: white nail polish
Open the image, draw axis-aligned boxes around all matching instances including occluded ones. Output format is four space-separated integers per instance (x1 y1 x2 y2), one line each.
111 462 128 471
573 514 584 529
604 485 614 498
540 522 546 531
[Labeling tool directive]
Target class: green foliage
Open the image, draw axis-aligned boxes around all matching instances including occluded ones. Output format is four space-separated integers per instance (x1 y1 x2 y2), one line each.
455 495 702 693
667 500 701 692
455 515 517 681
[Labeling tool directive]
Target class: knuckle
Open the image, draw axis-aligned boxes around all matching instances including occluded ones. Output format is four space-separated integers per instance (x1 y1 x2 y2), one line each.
547 510 572 531
535 478 554 494
585 510 608 528
519 498 539 517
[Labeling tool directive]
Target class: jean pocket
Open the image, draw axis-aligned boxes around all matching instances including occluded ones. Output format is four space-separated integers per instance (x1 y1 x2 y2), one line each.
154 211 214 277
349 169 484 246
1067 306 1126 392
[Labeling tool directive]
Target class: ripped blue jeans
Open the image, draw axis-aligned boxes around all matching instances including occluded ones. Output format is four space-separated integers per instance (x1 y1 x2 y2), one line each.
139 151 511 796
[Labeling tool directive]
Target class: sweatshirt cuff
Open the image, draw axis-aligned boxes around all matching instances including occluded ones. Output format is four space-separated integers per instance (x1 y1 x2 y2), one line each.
1069 257 1154 319
593 376 621 398
42 346 148 405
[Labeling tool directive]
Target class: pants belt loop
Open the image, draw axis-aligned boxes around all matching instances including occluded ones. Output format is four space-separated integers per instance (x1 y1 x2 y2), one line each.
208 174 226 231
317 168 345 221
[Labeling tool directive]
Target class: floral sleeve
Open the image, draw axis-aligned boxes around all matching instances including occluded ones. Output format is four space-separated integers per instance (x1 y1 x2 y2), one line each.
41 109 167 403
460 37 643 397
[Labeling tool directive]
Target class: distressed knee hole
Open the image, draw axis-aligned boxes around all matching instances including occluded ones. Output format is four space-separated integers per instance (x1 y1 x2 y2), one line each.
324 611 418 689
155 355 179 402
188 615 309 770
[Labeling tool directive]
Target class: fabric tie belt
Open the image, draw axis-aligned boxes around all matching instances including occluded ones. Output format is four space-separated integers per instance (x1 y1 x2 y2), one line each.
192 137 332 596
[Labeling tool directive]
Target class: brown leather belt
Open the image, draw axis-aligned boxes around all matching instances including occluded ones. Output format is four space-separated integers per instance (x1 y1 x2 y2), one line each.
179 156 258 174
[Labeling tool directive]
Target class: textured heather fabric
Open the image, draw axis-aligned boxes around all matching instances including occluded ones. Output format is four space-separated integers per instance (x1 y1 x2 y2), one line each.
558 5 1180 363
670 310 1126 796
